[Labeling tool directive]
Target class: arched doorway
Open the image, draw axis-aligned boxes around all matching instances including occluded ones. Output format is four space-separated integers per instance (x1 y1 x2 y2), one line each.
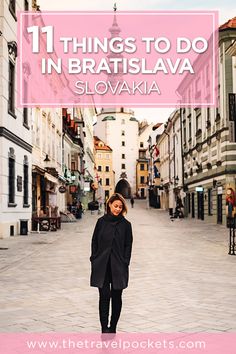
115 179 131 199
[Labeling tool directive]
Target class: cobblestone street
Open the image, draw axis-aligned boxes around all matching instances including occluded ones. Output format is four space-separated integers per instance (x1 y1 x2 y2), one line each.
0 200 235 333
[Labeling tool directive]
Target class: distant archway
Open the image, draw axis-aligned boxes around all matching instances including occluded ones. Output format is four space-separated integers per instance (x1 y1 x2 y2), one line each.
115 179 131 199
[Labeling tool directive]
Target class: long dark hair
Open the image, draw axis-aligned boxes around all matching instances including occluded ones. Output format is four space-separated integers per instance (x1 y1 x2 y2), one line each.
106 193 128 215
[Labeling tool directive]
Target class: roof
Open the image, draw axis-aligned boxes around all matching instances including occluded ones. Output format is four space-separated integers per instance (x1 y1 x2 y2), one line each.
152 123 163 131
102 115 116 121
94 136 112 152
130 117 139 122
219 17 236 30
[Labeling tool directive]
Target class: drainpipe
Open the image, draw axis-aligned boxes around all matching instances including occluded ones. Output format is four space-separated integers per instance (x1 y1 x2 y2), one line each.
179 108 187 216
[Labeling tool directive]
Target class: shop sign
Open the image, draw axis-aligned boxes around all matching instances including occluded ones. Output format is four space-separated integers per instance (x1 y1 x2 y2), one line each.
195 187 203 192
59 186 67 193
69 185 77 194
84 182 90 192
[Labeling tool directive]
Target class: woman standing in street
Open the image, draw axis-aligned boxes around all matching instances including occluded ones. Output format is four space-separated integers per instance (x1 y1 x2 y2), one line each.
90 193 133 334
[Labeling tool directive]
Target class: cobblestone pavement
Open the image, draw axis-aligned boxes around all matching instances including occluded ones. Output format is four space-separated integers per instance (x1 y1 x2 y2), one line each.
0 200 235 333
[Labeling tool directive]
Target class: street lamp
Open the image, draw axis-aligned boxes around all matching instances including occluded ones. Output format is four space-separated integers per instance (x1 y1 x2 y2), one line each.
71 172 76 182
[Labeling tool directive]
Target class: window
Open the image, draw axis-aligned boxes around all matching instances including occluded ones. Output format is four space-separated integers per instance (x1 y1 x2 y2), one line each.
23 80 28 126
8 61 15 115
121 118 125 124
122 154 125 159
188 117 192 139
121 130 125 136
105 178 110 186
98 166 102 172
183 123 186 144
207 108 210 122
98 153 102 159
105 166 109 172
24 0 29 27
140 142 144 148
9 0 16 18
121 164 125 169
24 0 28 10
100 178 103 185
140 176 145 184
195 109 201 132
71 162 76 171
23 157 29 206
140 164 145 171
8 148 15 205
106 154 110 159
122 141 125 146
139 151 146 158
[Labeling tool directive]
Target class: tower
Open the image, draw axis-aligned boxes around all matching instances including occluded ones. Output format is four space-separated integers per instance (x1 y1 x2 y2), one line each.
94 4 139 198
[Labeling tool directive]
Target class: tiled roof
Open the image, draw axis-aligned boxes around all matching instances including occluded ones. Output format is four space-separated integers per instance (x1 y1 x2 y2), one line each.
94 136 112 151
220 17 236 30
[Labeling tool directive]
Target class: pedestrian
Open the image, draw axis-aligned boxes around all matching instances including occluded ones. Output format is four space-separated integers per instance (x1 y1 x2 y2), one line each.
76 201 83 219
90 193 133 334
130 196 134 208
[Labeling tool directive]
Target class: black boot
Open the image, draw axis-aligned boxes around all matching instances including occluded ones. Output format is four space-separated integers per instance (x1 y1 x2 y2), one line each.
99 298 110 333
109 290 122 333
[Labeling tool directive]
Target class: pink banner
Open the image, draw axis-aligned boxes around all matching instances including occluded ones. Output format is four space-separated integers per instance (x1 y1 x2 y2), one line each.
0 333 236 354
18 11 218 108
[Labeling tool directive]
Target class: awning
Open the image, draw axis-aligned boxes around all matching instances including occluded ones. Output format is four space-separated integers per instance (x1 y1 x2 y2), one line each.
45 172 59 184
32 165 45 176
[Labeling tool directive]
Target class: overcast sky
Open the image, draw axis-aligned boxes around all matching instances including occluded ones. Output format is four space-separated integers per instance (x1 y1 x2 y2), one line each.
37 0 235 124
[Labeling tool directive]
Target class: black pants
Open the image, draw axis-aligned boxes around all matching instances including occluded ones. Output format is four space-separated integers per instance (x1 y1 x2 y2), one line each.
99 258 123 331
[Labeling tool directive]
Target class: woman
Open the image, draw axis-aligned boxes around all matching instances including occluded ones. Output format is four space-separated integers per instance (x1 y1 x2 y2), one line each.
90 193 133 333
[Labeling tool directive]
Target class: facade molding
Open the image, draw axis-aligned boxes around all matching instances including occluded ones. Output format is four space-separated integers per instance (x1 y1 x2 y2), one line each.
0 127 32 153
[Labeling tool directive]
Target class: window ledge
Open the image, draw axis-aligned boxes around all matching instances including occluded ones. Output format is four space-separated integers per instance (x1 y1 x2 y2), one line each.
23 123 30 130
8 203 17 207
8 110 17 119
23 204 30 208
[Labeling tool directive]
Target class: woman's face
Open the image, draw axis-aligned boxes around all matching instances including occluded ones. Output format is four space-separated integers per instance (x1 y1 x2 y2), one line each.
109 199 123 216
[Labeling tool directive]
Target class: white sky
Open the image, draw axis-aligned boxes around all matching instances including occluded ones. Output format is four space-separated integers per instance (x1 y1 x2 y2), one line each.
37 0 235 124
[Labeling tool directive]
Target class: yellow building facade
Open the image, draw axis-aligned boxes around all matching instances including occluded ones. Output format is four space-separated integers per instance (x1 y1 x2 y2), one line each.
136 149 149 198
94 136 115 200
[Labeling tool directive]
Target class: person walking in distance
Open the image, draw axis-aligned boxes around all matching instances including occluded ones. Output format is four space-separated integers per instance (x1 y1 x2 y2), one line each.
90 193 133 334
130 196 134 208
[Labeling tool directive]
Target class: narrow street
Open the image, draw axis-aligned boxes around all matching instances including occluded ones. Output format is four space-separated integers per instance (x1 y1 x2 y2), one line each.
0 201 235 333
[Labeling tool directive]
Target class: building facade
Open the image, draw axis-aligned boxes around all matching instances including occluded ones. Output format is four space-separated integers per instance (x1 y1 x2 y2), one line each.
147 123 163 208
94 136 114 200
94 108 139 198
32 108 65 223
136 121 153 199
0 0 32 238
177 17 236 225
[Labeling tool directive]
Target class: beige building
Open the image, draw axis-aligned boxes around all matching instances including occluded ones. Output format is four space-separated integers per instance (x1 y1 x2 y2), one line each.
136 121 153 199
32 108 66 224
177 17 236 225
94 136 114 200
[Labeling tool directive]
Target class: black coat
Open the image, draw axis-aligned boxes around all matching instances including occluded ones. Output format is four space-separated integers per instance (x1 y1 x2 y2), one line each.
90 213 133 290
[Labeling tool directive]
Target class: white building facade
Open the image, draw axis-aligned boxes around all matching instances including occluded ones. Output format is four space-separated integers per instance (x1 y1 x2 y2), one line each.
94 108 139 198
0 0 32 238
